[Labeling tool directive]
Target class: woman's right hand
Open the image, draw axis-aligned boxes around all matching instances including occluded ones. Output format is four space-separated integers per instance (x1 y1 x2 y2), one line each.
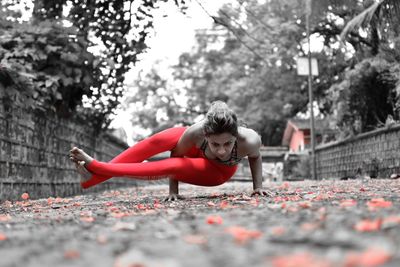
164 194 185 202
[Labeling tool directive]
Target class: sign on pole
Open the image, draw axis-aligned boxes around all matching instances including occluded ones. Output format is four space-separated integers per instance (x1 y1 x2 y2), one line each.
296 57 319 76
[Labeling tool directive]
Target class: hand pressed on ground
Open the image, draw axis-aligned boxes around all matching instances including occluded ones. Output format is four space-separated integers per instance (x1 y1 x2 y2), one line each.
251 188 274 197
164 194 185 202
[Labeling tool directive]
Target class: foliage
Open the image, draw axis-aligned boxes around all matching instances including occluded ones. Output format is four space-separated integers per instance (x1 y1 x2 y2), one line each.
168 0 311 145
326 57 398 137
0 0 185 130
125 0 400 142
0 20 96 118
128 0 370 143
125 67 190 138
340 0 400 54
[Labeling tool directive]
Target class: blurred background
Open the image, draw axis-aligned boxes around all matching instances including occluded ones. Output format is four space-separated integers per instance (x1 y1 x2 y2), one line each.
1 0 400 198
3 0 400 145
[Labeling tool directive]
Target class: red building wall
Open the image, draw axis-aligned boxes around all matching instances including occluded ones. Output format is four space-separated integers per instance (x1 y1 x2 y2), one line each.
289 130 305 152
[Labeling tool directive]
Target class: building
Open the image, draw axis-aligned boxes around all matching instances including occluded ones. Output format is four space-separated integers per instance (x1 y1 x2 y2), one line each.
282 118 336 152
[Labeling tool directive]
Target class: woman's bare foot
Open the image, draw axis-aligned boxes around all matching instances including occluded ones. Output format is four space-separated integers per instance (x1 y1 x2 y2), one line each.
69 147 94 183
74 161 92 183
69 147 94 166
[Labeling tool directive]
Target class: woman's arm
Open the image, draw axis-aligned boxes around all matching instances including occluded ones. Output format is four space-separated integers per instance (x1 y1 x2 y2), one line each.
245 130 273 196
165 123 203 201
171 123 201 156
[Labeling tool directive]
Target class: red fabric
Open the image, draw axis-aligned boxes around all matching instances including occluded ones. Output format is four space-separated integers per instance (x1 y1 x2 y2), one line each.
81 127 237 188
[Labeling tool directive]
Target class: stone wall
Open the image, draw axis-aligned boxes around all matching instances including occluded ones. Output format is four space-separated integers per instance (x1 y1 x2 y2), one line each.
316 125 400 180
0 102 137 200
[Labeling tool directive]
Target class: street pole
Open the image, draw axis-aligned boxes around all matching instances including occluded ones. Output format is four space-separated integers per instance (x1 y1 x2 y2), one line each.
306 0 317 180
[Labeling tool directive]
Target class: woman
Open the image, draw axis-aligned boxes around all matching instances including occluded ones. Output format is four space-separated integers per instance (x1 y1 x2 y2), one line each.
70 101 271 200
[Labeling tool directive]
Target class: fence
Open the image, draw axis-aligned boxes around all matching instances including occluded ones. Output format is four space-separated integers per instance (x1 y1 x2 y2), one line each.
0 101 137 200
316 125 400 180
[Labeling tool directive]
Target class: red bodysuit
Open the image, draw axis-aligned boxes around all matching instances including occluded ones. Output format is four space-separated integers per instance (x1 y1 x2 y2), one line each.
81 127 239 188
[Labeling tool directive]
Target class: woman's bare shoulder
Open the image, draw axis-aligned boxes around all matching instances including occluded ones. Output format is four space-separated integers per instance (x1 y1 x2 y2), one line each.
184 121 205 142
238 127 261 152
239 127 261 143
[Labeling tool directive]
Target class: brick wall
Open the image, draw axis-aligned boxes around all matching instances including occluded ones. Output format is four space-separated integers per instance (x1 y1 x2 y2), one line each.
0 102 137 200
316 125 400 180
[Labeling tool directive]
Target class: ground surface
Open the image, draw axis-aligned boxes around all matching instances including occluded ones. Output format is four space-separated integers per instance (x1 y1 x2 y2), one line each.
0 179 400 267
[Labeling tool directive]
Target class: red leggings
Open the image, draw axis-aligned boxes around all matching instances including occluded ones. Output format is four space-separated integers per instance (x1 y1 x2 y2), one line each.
81 127 238 188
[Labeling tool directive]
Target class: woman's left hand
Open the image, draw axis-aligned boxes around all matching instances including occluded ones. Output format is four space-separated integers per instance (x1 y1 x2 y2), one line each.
251 188 274 197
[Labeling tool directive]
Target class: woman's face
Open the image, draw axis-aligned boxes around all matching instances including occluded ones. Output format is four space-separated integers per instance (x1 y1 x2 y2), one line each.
206 133 237 161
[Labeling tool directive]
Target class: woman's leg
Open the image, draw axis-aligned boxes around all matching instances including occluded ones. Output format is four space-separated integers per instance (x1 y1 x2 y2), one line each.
86 157 236 186
80 127 187 188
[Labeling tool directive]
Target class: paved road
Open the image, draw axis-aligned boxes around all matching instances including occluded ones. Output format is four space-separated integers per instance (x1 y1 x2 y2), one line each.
0 179 400 267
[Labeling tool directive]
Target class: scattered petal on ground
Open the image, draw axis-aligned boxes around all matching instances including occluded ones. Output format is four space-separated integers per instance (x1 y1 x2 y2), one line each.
381 215 400 229
64 250 80 259
344 248 392 267
112 222 137 231
225 226 262 244
206 215 223 225
271 252 332 267
271 226 286 236
21 193 30 200
96 234 108 244
301 222 320 231
207 201 216 207
367 198 392 210
0 232 7 241
1 180 400 267
183 234 208 245
340 199 357 208
0 214 12 222
354 219 382 232
80 216 95 223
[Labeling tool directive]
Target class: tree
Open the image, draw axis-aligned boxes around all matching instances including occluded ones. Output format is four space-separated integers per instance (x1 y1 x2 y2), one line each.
327 57 398 136
341 0 400 53
170 0 318 145
125 0 400 142
324 0 400 136
1 0 186 130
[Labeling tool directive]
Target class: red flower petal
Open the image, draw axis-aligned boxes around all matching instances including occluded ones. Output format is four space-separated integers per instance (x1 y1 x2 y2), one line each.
0 214 12 222
183 234 207 245
340 199 357 208
0 233 7 241
354 219 382 232
64 250 80 259
206 215 223 225
219 201 229 209
298 201 312 209
301 222 320 231
271 226 286 236
225 226 262 244
278 182 290 190
344 248 391 267
271 252 331 267
207 201 216 207
21 193 29 200
137 204 147 210
367 198 392 210
80 216 95 223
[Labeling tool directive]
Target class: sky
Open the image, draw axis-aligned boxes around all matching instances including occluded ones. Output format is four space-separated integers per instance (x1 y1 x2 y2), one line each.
11 0 230 144
125 0 228 84
110 0 325 145
12 0 323 145
110 0 232 144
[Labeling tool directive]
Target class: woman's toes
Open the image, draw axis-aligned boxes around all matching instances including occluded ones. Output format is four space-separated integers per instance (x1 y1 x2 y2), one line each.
71 147 80 154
